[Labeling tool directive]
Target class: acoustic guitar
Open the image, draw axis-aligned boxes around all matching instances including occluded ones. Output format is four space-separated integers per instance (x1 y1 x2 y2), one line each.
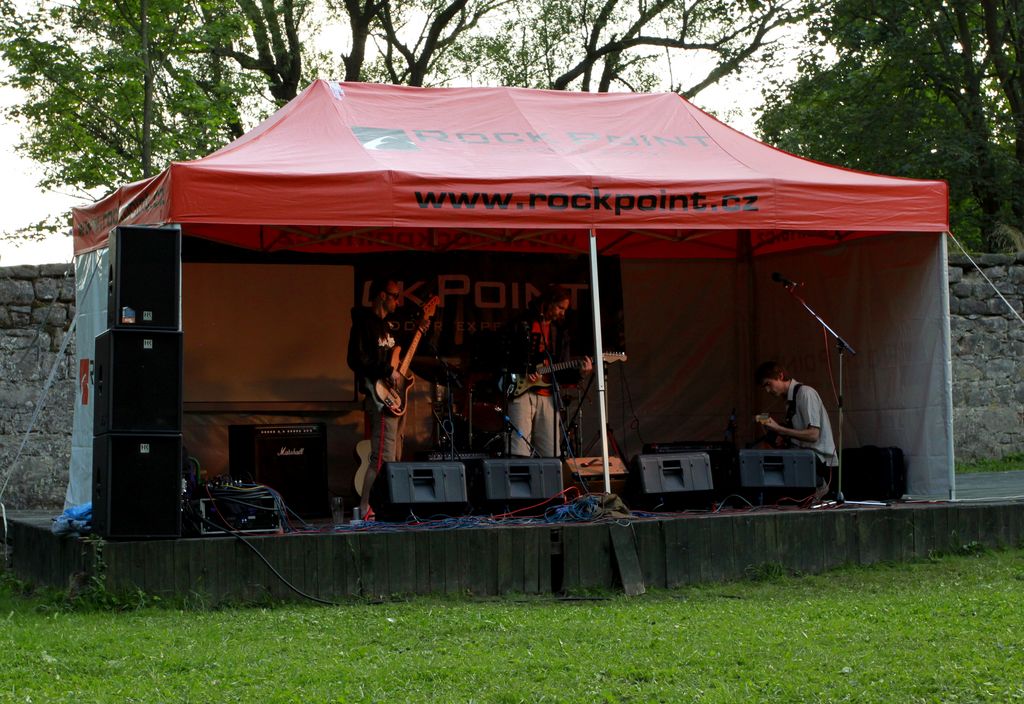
371 295 439 416
509 352 627 398
753 413 791 449
353 438 371 497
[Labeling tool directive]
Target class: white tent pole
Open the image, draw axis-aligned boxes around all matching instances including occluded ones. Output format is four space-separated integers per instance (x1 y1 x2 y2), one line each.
587 229 611 493
939 233 956 501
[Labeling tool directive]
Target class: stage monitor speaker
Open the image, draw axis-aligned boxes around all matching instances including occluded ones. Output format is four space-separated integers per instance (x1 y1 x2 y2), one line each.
642 441 739 495
841 445 906 500
632 452 714 494
108 225 181 330
470 457 562 505
371 461 468 521
738 449 817 489
92 433 182 539
228 424 329 518
93 329 183 434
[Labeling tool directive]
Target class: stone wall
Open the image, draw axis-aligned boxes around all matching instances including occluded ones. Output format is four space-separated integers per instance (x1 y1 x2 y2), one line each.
948 253 1024 461
2 256 1023 509
0 263 77 511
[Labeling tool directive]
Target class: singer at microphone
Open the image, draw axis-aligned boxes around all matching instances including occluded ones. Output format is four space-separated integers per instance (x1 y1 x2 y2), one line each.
771 272 802 288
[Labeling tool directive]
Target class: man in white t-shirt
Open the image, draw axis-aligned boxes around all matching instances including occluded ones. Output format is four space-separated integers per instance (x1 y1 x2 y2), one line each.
755 360 837 496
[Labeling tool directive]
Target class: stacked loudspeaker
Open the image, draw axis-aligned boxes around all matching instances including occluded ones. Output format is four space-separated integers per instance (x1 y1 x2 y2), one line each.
92 226 184 539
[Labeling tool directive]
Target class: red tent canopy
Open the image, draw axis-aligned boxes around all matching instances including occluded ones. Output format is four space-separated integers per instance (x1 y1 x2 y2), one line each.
72 80 948 258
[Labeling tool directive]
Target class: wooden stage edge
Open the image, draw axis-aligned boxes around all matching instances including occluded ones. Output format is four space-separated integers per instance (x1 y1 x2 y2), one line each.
6 499 1024 604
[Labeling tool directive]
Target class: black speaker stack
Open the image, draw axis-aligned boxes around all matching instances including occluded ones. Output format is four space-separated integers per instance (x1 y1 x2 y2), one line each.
92 226 184 539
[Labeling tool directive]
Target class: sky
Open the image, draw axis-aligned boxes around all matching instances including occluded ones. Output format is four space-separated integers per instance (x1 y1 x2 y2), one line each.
0 86 87 266
0 73 764 267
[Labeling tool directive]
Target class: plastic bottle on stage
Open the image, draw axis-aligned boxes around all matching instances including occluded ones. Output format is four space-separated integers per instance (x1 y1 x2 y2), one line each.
330 496 345 525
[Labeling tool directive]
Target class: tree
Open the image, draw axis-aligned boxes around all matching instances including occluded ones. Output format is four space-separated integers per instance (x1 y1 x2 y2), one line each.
2 0 811 241
214 0 311 103
370 0 510 86
0 0 258 193
757 0 1024 251
452 0 807 96
331 0 388 81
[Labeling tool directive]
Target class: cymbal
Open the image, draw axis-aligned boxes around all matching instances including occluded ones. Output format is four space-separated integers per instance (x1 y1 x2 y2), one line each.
410 356 463 384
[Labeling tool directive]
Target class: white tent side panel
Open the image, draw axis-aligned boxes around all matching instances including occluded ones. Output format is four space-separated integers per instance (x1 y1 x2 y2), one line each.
66 248 107 508
754 233 952 498
614 233 952 498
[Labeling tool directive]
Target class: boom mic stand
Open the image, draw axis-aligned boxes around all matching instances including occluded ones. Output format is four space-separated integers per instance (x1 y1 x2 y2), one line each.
777 277 856 503
543 345 572 460
440 359 460 460
502 321 536 457
503 414 539 458
566 371 597 453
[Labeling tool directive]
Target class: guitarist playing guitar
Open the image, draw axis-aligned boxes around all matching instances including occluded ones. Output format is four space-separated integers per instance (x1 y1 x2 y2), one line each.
754 360 838 499
504 284 594 458
347 279 438 519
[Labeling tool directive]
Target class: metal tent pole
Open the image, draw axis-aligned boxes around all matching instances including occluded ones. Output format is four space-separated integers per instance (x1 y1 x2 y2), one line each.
588 229 611 493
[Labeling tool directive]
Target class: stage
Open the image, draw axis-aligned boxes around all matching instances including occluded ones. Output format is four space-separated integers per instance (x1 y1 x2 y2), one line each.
6 474 1024 604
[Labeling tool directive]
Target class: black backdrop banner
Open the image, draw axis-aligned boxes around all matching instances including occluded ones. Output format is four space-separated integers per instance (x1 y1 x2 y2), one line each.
351 252 625 374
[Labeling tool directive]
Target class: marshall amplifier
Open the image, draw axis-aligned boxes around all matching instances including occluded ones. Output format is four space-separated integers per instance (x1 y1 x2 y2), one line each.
228 423 328 518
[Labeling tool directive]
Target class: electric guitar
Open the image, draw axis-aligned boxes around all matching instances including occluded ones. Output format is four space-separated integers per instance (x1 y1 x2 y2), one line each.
372 295 440 416
510 352 627 398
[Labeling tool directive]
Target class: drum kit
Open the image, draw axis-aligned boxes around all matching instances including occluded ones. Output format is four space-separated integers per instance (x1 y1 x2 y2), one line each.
409 326 590 459
410 356 510 456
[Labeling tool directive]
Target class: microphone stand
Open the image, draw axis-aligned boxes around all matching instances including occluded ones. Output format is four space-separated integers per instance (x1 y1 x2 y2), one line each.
565 372 596 448
503 414 539 457
425 341 460 460
779 283 856 503
543 344 571 460
441 360 459 461
504 322 534 457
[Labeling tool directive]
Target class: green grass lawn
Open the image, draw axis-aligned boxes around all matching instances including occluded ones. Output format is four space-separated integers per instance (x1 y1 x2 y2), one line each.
956 452 1024 474
2 548 1023 703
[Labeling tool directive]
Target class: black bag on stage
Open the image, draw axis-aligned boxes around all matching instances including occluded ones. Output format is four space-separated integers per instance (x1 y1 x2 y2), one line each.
840 445 906 500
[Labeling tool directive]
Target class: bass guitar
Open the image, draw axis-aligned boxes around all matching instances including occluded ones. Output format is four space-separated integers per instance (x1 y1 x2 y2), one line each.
372 295 440 416
510 352 627 398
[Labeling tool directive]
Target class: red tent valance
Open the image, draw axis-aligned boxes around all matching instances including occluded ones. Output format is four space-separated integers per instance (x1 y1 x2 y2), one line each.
73 80 948 258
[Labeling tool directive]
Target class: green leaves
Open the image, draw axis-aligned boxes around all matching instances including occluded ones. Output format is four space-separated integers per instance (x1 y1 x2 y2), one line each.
0 0 257 193
758 0 1024 251
2 0 806 210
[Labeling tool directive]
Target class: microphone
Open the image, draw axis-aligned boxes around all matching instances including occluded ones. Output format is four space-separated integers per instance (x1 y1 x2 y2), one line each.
503 415 527 440
771 272 801 288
